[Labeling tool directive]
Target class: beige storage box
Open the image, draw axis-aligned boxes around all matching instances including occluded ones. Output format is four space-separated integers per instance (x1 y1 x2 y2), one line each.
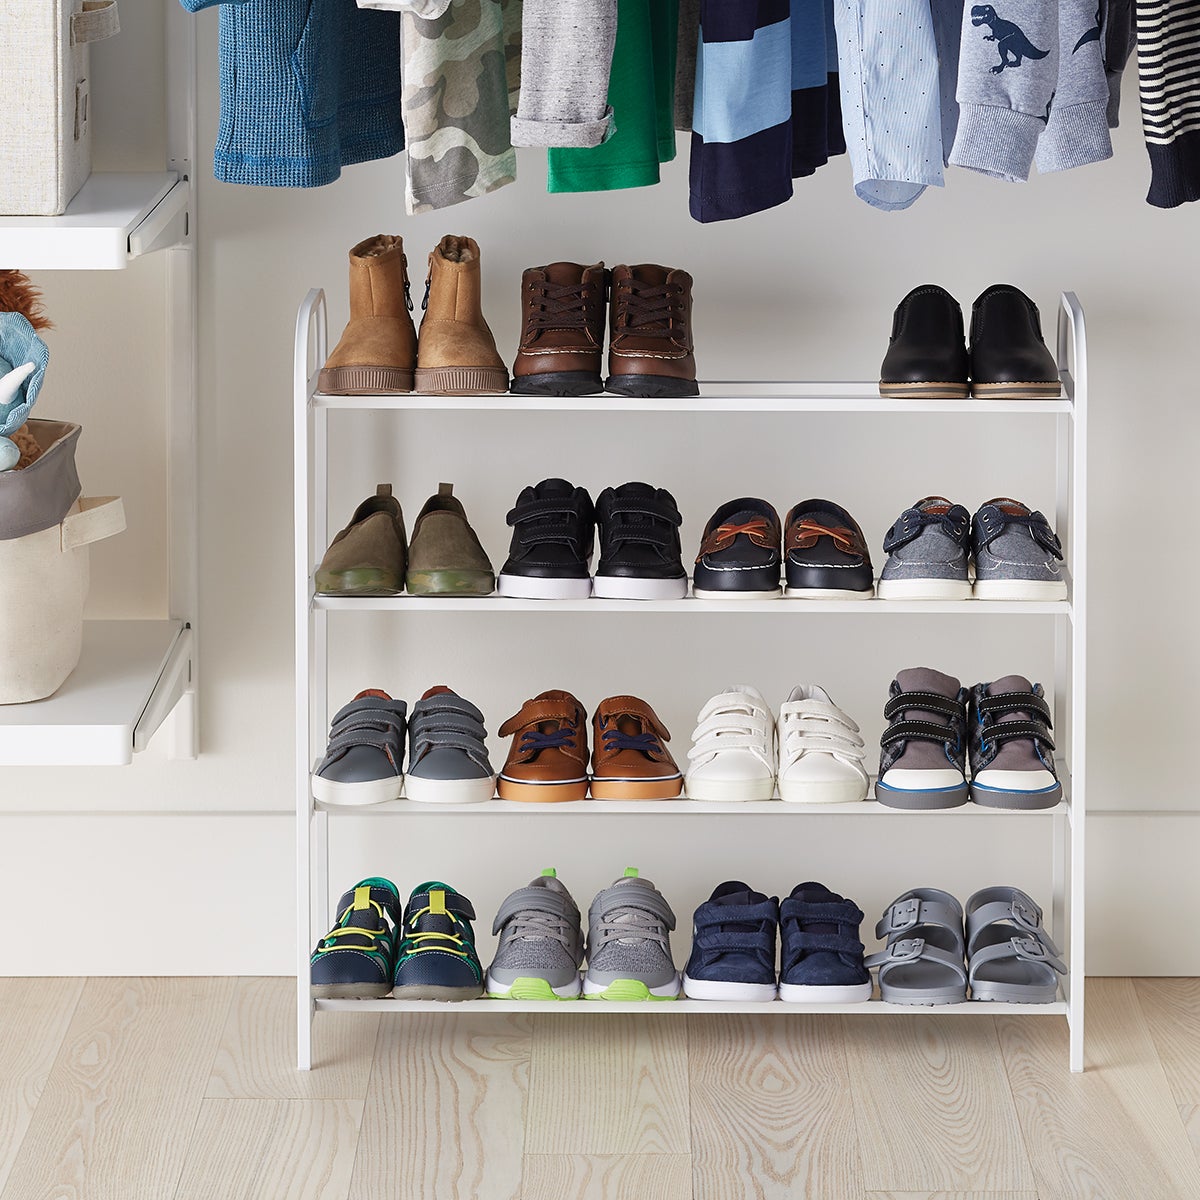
0 1 120 216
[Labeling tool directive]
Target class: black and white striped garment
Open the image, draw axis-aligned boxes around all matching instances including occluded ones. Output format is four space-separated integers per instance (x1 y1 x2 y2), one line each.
1138 0 1200 206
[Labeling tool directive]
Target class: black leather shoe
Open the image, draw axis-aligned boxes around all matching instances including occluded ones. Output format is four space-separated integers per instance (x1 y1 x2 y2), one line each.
692 497 782 599
879 285 969 399
497 478 595 600
784 500 874 599
593 482 688 600
969 285 1060 399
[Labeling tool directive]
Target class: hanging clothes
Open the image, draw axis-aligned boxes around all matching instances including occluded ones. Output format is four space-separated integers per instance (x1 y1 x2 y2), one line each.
675 0 701 131
547 0 679 194
399 0 521 214
832 0 947 211
179 0 404 188
688 0 843 223
1103 0 1136 127
1137 0 1200 206
511 0 618 148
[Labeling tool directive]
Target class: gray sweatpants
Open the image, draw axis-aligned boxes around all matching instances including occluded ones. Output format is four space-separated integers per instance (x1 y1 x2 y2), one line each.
511 0 618 148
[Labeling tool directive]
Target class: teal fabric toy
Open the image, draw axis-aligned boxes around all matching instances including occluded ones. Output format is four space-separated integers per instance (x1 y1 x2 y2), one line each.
0 312 49 471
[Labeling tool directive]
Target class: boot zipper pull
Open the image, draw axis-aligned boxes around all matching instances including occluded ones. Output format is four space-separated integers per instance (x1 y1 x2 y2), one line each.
421 278 431 311
404 280 413 312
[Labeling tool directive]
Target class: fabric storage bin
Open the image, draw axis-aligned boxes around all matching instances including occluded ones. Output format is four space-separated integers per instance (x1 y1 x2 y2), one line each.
0 419 124 703
0 1 120 215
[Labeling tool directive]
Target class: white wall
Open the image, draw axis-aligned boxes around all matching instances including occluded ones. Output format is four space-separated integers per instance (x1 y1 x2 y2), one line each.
1 1 1196 976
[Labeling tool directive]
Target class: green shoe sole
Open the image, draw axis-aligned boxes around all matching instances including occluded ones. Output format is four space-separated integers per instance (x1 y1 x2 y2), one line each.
405 569 495 596
487 977 579 1001
315 567 403 596
582 979 679 1002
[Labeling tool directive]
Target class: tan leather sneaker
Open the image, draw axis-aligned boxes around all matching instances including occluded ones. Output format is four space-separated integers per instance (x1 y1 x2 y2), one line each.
606 265 698 398
512 262 608 397
590 695 683 800
319 235 417 395
415 235 509 395
497 691 590 803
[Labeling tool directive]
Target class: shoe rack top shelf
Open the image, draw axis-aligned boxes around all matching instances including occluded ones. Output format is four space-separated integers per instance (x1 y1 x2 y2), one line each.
314 594 1071 616
0 173 188 270
313 382 1074 415
315 996 1068 1016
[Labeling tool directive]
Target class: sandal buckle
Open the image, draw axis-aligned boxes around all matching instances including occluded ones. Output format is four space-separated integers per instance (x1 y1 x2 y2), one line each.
882 898 920 934
888 937 925 962
1012 936 1046 960
1011 898 1042 933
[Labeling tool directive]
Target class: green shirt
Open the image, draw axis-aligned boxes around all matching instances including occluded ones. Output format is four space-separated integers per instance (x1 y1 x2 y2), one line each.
548 0 678 193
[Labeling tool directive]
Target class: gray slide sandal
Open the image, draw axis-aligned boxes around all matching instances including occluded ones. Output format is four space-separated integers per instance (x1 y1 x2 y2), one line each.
966 887 1067 1003
864 889 968 1005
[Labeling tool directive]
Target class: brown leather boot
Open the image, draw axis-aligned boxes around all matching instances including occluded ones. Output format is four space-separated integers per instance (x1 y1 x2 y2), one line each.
590 695 683 800
497 690 590 803
512 262 608 397
415 235 509 395
319 235 417 395
606 265 698 398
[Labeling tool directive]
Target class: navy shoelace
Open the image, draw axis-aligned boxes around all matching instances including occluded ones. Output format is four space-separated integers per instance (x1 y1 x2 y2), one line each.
521 728 576 752
602 729 661 755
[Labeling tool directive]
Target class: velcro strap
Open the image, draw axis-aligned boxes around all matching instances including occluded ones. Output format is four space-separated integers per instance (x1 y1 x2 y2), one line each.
864 938 967 982
976 690 1052 724
332 695 407 725
780 899 864 926
694 930 776 953
603 498 682 526
499 702 579 737
491 887 574 934
409 713 486 742
984 722 1055 750
412 694 485 724
788 931 864 955
411 730 490 765
875 897 963 941
880 720 958 748
514 524 582 548
507 498 578 525
969 937 1067 978
883 691 963 721
410 891 475 921
597 698 670 741
593 886 676 930
694 900 778 930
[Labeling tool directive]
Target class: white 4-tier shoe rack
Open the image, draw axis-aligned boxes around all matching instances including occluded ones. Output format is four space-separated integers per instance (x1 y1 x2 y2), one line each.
294 289 1088 1072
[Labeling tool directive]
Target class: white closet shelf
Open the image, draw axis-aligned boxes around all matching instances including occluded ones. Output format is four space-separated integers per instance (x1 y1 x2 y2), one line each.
315 997 1068 1016
314 594 1071 616
0 619 190 766
313 383 1073 415
316 797 1070 818
0 172 187 270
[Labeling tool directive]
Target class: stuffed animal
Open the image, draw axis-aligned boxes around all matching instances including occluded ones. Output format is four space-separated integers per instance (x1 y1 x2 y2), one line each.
0 271 51 472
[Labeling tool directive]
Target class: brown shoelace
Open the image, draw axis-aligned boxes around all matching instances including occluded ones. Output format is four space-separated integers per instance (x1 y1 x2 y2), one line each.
698 517 778 559
787 520 863 555
526 280 597 332
614 282 682 337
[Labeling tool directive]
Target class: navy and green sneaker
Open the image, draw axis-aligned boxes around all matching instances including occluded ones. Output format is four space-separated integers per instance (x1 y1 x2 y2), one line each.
310 877 401 999
392 882 484 1001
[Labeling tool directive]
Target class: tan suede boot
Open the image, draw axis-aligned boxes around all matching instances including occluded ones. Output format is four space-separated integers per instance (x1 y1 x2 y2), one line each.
415 235 509 395
319 235 417 395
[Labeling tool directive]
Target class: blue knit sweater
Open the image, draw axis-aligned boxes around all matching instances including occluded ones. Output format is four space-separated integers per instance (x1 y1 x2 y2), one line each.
181 0 404 188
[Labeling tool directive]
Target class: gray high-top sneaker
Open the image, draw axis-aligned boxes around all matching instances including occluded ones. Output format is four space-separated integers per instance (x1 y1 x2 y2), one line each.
583 868 681 1001
972 499 1067 601
875 668 969 809
878 497 972 600
968 676 1062 809
404 686 495 804
486 869 585 1000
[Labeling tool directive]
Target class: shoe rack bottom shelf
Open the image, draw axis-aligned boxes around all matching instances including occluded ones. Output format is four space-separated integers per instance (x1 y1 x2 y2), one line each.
314 998 1068 1016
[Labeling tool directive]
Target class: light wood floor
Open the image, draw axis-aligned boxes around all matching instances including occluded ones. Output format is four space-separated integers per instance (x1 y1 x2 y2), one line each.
2 978 1199 1199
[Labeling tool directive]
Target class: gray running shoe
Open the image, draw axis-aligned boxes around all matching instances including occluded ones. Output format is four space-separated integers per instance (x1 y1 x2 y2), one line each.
486 869 584 1000
972 499 1067 601
583 868 681 1001
877 497 971 601
405 686 495 804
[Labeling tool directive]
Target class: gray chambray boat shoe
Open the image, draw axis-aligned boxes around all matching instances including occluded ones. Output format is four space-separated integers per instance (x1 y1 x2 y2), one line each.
486 869 585 1000
583 868 681 1001
968 676 1062 809
312 690 407 806
404 686 495 804
966 887 1066 1003
971 498 1067 601
877 496 972 601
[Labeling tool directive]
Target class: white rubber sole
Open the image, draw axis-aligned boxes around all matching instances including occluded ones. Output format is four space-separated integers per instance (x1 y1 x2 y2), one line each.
973 578 1068 601
582 974 682 1000
311 773 403 806
497 573 592 600
783 586 874 600
691 587 782 601
591 575 689 600
778 778 869 805
403 774 496 804
683 975 778 1002
684 775 776 802
875 577 972 601
778 981 873 1003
